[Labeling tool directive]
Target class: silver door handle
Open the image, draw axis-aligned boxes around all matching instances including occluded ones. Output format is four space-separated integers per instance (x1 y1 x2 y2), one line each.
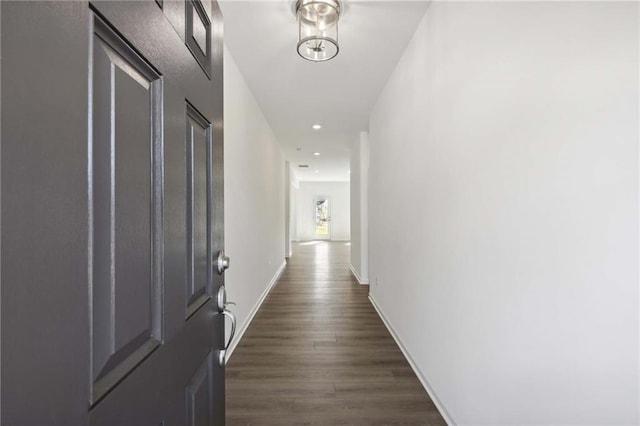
216 250 230 275
218 309 236 367
215 286 236 312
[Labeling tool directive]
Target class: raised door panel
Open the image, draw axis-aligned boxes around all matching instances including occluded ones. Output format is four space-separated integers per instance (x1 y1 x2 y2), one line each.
186 351 215 426
113 64 152 350
91 14 163 404
186 0 212 77
186 104 213 318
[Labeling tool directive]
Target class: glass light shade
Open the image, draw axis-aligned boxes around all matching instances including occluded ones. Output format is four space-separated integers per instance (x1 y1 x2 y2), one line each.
296 0 340 62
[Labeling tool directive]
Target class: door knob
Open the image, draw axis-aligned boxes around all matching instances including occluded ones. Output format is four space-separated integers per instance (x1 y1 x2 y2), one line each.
218 309 236 367
216 250 230 274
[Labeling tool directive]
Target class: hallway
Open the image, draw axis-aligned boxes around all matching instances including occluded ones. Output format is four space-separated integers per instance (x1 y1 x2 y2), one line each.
226 242 446 425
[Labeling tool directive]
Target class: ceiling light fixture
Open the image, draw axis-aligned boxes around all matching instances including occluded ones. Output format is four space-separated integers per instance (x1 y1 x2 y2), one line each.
313 152 320 156
312 124 322 130
296 0 341 62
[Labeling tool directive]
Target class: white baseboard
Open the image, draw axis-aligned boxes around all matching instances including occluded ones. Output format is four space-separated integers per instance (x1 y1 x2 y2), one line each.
349 264 369 285
368 294 455 426
226 260 286 360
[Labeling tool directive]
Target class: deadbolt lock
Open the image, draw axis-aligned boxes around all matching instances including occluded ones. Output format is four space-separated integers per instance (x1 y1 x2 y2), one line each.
216 250 230 274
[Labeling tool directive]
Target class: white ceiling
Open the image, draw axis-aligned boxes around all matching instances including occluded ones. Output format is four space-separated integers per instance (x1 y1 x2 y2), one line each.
219 0 431 181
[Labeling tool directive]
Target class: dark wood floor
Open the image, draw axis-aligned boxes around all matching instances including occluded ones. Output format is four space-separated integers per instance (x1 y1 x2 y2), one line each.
226 241 446 425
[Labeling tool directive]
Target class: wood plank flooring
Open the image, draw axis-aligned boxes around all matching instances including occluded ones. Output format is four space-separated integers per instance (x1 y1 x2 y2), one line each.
226 241 446 425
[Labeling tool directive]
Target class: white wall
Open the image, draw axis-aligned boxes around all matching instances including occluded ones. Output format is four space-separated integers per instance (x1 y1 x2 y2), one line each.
289 170 299 253
284 161 291 258
295 181 350 241
224 46 285 345
368 2 639 425
350 132 369 283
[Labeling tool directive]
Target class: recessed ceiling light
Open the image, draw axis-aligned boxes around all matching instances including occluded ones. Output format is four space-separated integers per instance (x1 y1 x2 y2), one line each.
315 170 319 173
312 124 322 130
313 152 320 156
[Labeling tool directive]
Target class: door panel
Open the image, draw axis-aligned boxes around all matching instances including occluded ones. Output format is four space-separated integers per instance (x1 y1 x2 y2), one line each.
91 15 163 403
186 350 216 426
186 0 212 77
186 104 214 318
1 0 226 424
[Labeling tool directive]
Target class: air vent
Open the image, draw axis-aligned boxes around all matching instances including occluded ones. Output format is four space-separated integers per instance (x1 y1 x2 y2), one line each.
298 164 309 168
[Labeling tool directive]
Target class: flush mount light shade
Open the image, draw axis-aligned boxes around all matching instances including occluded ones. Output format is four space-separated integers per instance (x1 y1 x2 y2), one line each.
296 0 341 62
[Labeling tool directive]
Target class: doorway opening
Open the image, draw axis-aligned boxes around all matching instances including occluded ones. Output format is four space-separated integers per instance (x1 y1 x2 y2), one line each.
313 196 331 240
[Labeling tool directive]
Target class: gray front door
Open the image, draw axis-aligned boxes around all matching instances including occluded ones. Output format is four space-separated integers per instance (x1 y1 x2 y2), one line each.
1 1 226 424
